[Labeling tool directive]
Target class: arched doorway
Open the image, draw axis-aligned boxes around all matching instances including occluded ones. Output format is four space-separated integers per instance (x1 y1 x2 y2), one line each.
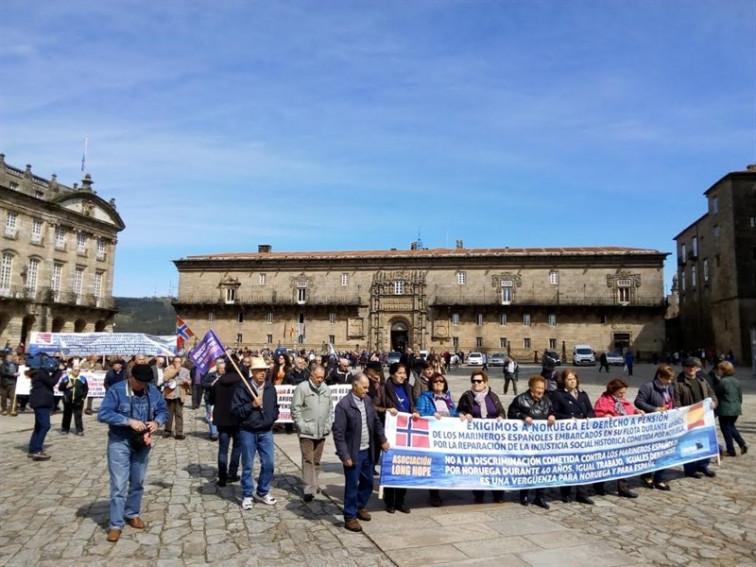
94 320 108 332
74 319 87 333
20 314 36 345
51 317 66 332
390 319 410 352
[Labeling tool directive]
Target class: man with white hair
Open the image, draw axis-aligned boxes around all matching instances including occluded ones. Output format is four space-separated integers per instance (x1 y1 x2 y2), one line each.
326 357 352 385
59 361 88 436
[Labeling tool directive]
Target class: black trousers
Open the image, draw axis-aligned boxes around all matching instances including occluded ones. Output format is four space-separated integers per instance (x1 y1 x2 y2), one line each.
62 402 84 433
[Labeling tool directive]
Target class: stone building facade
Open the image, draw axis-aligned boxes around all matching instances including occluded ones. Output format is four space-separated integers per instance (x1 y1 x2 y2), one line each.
0 154 125 346
674 165 756 364
173 245 668 361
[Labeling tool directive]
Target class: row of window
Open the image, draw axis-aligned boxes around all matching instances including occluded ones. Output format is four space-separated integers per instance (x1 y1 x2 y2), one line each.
224 333 556 350
458 313 556 326
4 212 107 259
7 181 45 199
225 280 632 306
229 271 566 292
0 253 104 298
679 258 711 292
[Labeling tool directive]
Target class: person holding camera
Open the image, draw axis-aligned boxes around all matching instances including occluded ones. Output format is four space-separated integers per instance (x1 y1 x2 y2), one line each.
27 354 64 460
98 363 168 543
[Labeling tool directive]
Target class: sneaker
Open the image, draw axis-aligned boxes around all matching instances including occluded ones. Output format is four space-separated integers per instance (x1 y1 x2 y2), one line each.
76 431 84 436
241 497 254 510
253 493 277 506
60 430 69 435
31 452 51 461
228 474 240 483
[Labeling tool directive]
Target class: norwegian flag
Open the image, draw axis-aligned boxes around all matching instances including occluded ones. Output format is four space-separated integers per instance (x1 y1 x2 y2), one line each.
176 317 194 350
395 414 430 449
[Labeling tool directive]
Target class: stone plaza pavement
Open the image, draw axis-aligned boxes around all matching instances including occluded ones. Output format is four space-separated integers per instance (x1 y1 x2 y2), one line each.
0 363 754 566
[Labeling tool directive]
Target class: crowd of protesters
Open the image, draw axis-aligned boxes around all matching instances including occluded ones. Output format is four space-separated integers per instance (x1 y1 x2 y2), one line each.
0 342 748 537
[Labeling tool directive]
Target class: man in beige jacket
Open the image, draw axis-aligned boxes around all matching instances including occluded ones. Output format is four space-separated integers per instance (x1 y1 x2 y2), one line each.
162 356 192 439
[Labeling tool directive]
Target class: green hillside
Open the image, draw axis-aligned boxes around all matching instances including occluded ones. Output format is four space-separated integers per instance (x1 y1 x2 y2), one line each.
113 297 176 335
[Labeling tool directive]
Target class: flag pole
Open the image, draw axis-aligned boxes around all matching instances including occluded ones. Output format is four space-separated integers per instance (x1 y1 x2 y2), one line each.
81 136 88 173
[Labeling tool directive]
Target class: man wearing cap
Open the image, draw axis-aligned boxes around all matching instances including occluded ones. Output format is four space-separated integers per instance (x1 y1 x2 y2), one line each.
104 359 127 391
291 365 332 502
98 363 168 542
231 357 279 510
675 356 718 478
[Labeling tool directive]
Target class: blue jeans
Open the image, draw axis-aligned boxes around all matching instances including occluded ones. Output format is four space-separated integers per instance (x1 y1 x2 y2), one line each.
217 426 241 481
29 408 51 453
343 449 373 521
107 436 150 530
239 429 274 498
205 404 218 438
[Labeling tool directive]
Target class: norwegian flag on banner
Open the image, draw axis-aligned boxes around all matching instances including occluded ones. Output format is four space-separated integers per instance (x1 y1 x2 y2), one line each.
395 414 430 449
176 317 194 350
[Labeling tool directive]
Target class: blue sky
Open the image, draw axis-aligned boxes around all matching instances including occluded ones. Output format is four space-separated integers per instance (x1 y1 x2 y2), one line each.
1 0 754 297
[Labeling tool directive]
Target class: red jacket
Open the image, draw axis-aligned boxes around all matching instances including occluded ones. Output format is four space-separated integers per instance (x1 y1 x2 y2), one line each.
593 392 639 417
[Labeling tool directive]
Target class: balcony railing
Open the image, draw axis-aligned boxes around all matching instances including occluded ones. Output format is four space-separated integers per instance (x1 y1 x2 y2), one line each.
0 285 115 309
174 292 362 307
430 291 666 308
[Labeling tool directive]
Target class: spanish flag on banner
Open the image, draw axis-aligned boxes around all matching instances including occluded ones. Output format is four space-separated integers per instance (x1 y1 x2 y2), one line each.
686 401 706 430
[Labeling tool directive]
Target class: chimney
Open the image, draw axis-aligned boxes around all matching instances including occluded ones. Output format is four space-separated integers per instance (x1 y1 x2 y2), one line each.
410 241 418 250
258 244 272 253
455 240 464 250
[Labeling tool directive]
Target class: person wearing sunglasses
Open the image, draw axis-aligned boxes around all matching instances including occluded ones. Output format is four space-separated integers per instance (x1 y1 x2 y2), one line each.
508 375 556 509
457 370 506 504
416 373 460 507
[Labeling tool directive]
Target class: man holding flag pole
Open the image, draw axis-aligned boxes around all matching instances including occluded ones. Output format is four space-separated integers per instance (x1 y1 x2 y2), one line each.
189 331 278 510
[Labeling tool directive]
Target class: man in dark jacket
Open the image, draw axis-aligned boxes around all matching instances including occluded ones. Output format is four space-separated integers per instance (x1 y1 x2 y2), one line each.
211 361 242 487
28 356 64 460
333 373 390 533
674 357 718 479
231 357 279 510
326 358 352 385
0 352 19 415
284 356 310 386
104 359 126 391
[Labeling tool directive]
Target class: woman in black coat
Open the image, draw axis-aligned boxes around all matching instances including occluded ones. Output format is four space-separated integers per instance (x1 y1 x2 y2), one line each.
508 375 556 509
549 369 596 504
458 370 506 504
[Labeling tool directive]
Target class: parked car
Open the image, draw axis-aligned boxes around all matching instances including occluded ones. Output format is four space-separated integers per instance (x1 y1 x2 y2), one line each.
489 352 507 366
573 344 596 366
543 350 561 366
387 351 402 365
467 352 485 366
606 351 624 365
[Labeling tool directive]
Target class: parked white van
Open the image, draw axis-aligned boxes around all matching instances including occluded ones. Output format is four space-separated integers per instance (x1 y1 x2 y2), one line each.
573 345 595 366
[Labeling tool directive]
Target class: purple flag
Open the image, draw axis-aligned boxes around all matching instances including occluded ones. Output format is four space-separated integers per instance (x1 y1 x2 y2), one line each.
188 330 226 375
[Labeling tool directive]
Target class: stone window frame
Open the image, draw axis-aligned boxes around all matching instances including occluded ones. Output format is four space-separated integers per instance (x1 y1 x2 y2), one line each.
5 211 18 238
548 313 556 326
523 337 531 349
475 337 483 348
31 218 44 244
451 313 460 326
457 271 466 285
341 273 349 286
523 313 531 326
549 270 559 285
475 313 483 326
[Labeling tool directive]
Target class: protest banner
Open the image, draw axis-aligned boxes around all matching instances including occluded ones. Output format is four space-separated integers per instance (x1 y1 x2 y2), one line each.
15 367 107 398
274 384 351 423
379 400 719 490
29 332 176 356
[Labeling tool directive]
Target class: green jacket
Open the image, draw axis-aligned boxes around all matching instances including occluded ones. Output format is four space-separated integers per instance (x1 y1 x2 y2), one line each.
291 379 333 440
714 376 742 417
